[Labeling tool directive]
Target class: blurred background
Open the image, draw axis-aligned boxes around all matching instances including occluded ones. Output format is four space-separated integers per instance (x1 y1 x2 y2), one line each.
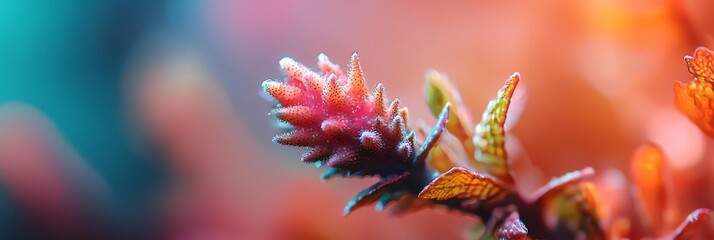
0 0 713 239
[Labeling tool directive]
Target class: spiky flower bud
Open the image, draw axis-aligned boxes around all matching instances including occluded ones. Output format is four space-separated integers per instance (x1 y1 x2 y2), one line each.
263 53 415 177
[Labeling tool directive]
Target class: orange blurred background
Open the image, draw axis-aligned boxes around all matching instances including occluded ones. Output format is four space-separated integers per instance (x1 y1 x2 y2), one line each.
0 1 713 239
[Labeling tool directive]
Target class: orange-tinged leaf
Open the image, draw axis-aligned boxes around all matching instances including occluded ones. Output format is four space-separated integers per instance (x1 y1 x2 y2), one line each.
581 182 603 222
418 167 507 201
685 47 714 82
675 47 714 137
472 73 520 184
630 144 672 230
608 218 630 239
575 182 607 239
531 167 595 204
674 80 714 136
631 144 666 192
542 181 605 239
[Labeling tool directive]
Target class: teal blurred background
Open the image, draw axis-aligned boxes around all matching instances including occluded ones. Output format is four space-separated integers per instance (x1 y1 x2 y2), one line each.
0 1 180 238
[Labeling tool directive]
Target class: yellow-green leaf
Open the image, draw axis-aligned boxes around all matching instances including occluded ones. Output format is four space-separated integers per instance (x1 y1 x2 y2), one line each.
424 70 473 142
472 73 520 184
